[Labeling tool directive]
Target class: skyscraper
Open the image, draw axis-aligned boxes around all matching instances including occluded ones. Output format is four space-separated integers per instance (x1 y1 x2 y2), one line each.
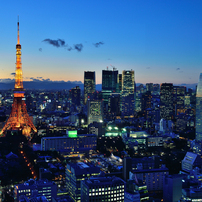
87 95 103 125
173 86 186 115
102 69 118 113
121 70 135 116
160 83 173 120
0 20 37 138
146 83 153 93
71 86 81 106
84 71 95 105
196 73 202 142
122 70 135 96
118 74 122 93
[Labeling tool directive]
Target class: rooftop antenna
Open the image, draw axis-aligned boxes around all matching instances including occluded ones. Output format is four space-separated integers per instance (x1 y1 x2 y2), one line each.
17 15 20 44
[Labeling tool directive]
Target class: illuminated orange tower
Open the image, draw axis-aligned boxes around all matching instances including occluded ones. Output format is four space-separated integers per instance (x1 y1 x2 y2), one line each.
0 20 37 138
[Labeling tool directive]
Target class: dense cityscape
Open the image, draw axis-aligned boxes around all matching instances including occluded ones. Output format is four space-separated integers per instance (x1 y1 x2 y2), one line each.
0 18 201 202
1 0 202 201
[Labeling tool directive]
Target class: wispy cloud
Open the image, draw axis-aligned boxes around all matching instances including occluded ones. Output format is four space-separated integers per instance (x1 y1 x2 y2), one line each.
93 41 104 47
74 44 83 52
39 48 42 52
176 68 180 71
146 67 151 69
42 38 83 52
10 72 15 76
42 39 67 48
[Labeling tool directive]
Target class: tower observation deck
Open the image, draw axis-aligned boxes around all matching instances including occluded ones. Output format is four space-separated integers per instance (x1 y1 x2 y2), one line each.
0 20 37 138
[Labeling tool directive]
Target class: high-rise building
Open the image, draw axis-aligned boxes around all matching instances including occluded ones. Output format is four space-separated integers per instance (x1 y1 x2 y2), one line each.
84 71 95 105
163 175 183 202
196 73 202 142
122 70 135 96
121 70 135 116
66 162 100 202
160 83 173 120
118 74 122 93
108 93 121 118
0 20 37 138
71 86 81 106
102 69 118 92
141 91 152 117
102 69 118 113
87 99 103 125
123 157 132 181
153 84 160 95
173 86 186 115
146 83 153 93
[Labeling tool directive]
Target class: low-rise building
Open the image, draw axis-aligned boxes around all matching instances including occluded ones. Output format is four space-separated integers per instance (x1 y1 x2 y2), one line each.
14 179 57 202
41 134 97 153
81 176 125 202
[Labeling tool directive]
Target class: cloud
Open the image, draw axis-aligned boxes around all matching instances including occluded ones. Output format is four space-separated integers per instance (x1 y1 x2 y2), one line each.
0 78 15 83
176 68 180 71
146 67 150 69
10 72 15 76
42 38 67 48
93 41 104 47
39 48 42 52
37 77 43 79
67 47 73 51
74 44 83 52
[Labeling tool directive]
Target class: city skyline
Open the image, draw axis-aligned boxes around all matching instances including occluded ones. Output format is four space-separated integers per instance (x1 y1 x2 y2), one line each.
0 0 202 86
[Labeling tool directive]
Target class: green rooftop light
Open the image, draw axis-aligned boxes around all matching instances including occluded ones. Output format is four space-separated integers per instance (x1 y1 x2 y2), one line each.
68 130 77 138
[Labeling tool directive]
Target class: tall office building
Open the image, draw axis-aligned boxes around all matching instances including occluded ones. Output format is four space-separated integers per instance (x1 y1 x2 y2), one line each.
71 86 81 106
146 83 153 93
108 93 121 118
153 84 160 95
163 175 183 202
102 69 118 113
173 86 186 115
121 70 135 116
66 162 100 202
141 91 152 117
118 74 122 93
160 83 173 120
196 73 202 142
87 98 103 125
84 71 95 105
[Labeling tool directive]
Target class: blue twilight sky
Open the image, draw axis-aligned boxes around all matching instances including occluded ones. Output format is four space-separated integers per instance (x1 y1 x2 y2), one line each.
0 0 202 85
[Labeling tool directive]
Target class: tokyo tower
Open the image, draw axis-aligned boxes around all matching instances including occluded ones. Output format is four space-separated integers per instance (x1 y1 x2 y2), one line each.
0 20 37 138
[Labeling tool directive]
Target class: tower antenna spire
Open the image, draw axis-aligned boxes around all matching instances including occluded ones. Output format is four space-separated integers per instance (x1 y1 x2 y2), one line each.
17 15 20 44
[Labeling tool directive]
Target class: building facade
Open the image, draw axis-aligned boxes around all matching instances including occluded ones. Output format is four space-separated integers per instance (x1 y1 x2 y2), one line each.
87 99 103 125
81 176 125 202
41 134 97 153
160 83 173 120
121 70 135 116
196 73 202 142
14 179 57 202
84 71 95 105
66 162 100 202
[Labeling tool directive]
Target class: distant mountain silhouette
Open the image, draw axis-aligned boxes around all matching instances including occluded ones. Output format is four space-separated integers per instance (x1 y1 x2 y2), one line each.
0 80 197 91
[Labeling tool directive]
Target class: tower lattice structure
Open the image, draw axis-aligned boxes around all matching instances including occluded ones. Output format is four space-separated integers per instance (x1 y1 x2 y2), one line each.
0 21 37 138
